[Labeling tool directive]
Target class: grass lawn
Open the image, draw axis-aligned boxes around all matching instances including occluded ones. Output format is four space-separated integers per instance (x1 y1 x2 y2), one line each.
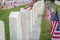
40 2 60 40
0 2 60 40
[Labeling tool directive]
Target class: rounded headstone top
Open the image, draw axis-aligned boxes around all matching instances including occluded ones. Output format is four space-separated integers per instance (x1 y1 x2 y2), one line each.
9 12 20 18
20 8 30 13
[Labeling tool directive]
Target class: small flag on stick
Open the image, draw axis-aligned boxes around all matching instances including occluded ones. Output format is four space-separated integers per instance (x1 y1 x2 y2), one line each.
46 2 54 21
50 12 57 35
51 7 60 40
50 7 59 35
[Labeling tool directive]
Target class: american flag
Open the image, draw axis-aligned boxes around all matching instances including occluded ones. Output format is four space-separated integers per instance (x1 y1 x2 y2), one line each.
46 2 53 21
51 10 60 39
50 9 59 39
50 12 57 35
46 9 51 21
52 20 60 39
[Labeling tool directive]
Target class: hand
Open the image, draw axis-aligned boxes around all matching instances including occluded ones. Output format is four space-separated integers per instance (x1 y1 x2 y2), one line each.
24 3 34 10
24 0 37 9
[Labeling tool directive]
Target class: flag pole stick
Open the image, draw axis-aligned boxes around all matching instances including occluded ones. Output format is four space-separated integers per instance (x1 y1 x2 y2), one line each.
56 5 57 12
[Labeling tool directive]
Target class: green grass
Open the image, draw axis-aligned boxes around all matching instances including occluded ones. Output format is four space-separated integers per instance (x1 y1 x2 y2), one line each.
0 3 60 40
0 5 26 40
40 3 60 40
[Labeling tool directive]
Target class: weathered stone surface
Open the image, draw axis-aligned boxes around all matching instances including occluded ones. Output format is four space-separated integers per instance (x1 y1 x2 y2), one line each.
20 8 29 40
9 12 22 40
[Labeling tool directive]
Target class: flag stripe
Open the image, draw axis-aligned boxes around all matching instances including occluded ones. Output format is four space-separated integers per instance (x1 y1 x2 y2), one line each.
52 36 60 38
50 21 58 35
50 21 54 35
54 32 60 34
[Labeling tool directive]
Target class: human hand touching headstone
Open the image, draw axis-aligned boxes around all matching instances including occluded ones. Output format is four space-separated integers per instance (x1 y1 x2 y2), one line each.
24 0 38 10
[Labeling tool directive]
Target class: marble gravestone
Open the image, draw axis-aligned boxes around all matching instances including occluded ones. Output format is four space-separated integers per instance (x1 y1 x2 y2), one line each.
40 1 44 15
9 12 22 40
30 1 44 26
20 8 29 40
30 7 36 25
33 1 40 19
34 1 44 16
28 10 33 32
27 8 33 32
0 21 5 40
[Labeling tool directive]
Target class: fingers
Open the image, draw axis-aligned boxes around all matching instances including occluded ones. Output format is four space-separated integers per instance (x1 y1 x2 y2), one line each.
24 3 33 10
29 5 33 10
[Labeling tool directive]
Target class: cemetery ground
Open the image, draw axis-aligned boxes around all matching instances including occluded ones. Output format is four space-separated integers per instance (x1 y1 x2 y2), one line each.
0 3 60 40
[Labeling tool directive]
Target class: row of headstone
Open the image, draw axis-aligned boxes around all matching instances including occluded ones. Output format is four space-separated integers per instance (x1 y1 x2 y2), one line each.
9 1 44 40
2 1 30 10
0 1 44 40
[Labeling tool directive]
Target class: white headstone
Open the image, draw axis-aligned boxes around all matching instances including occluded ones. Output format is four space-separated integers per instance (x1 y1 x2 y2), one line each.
30 7 36 25
30 9 33 25
34 1 44 16
27 8 33 32
37 1 43 15
34 1 41 18
0 21 5 40
9 12 22 40
20 8 29 40
40 1 44 15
